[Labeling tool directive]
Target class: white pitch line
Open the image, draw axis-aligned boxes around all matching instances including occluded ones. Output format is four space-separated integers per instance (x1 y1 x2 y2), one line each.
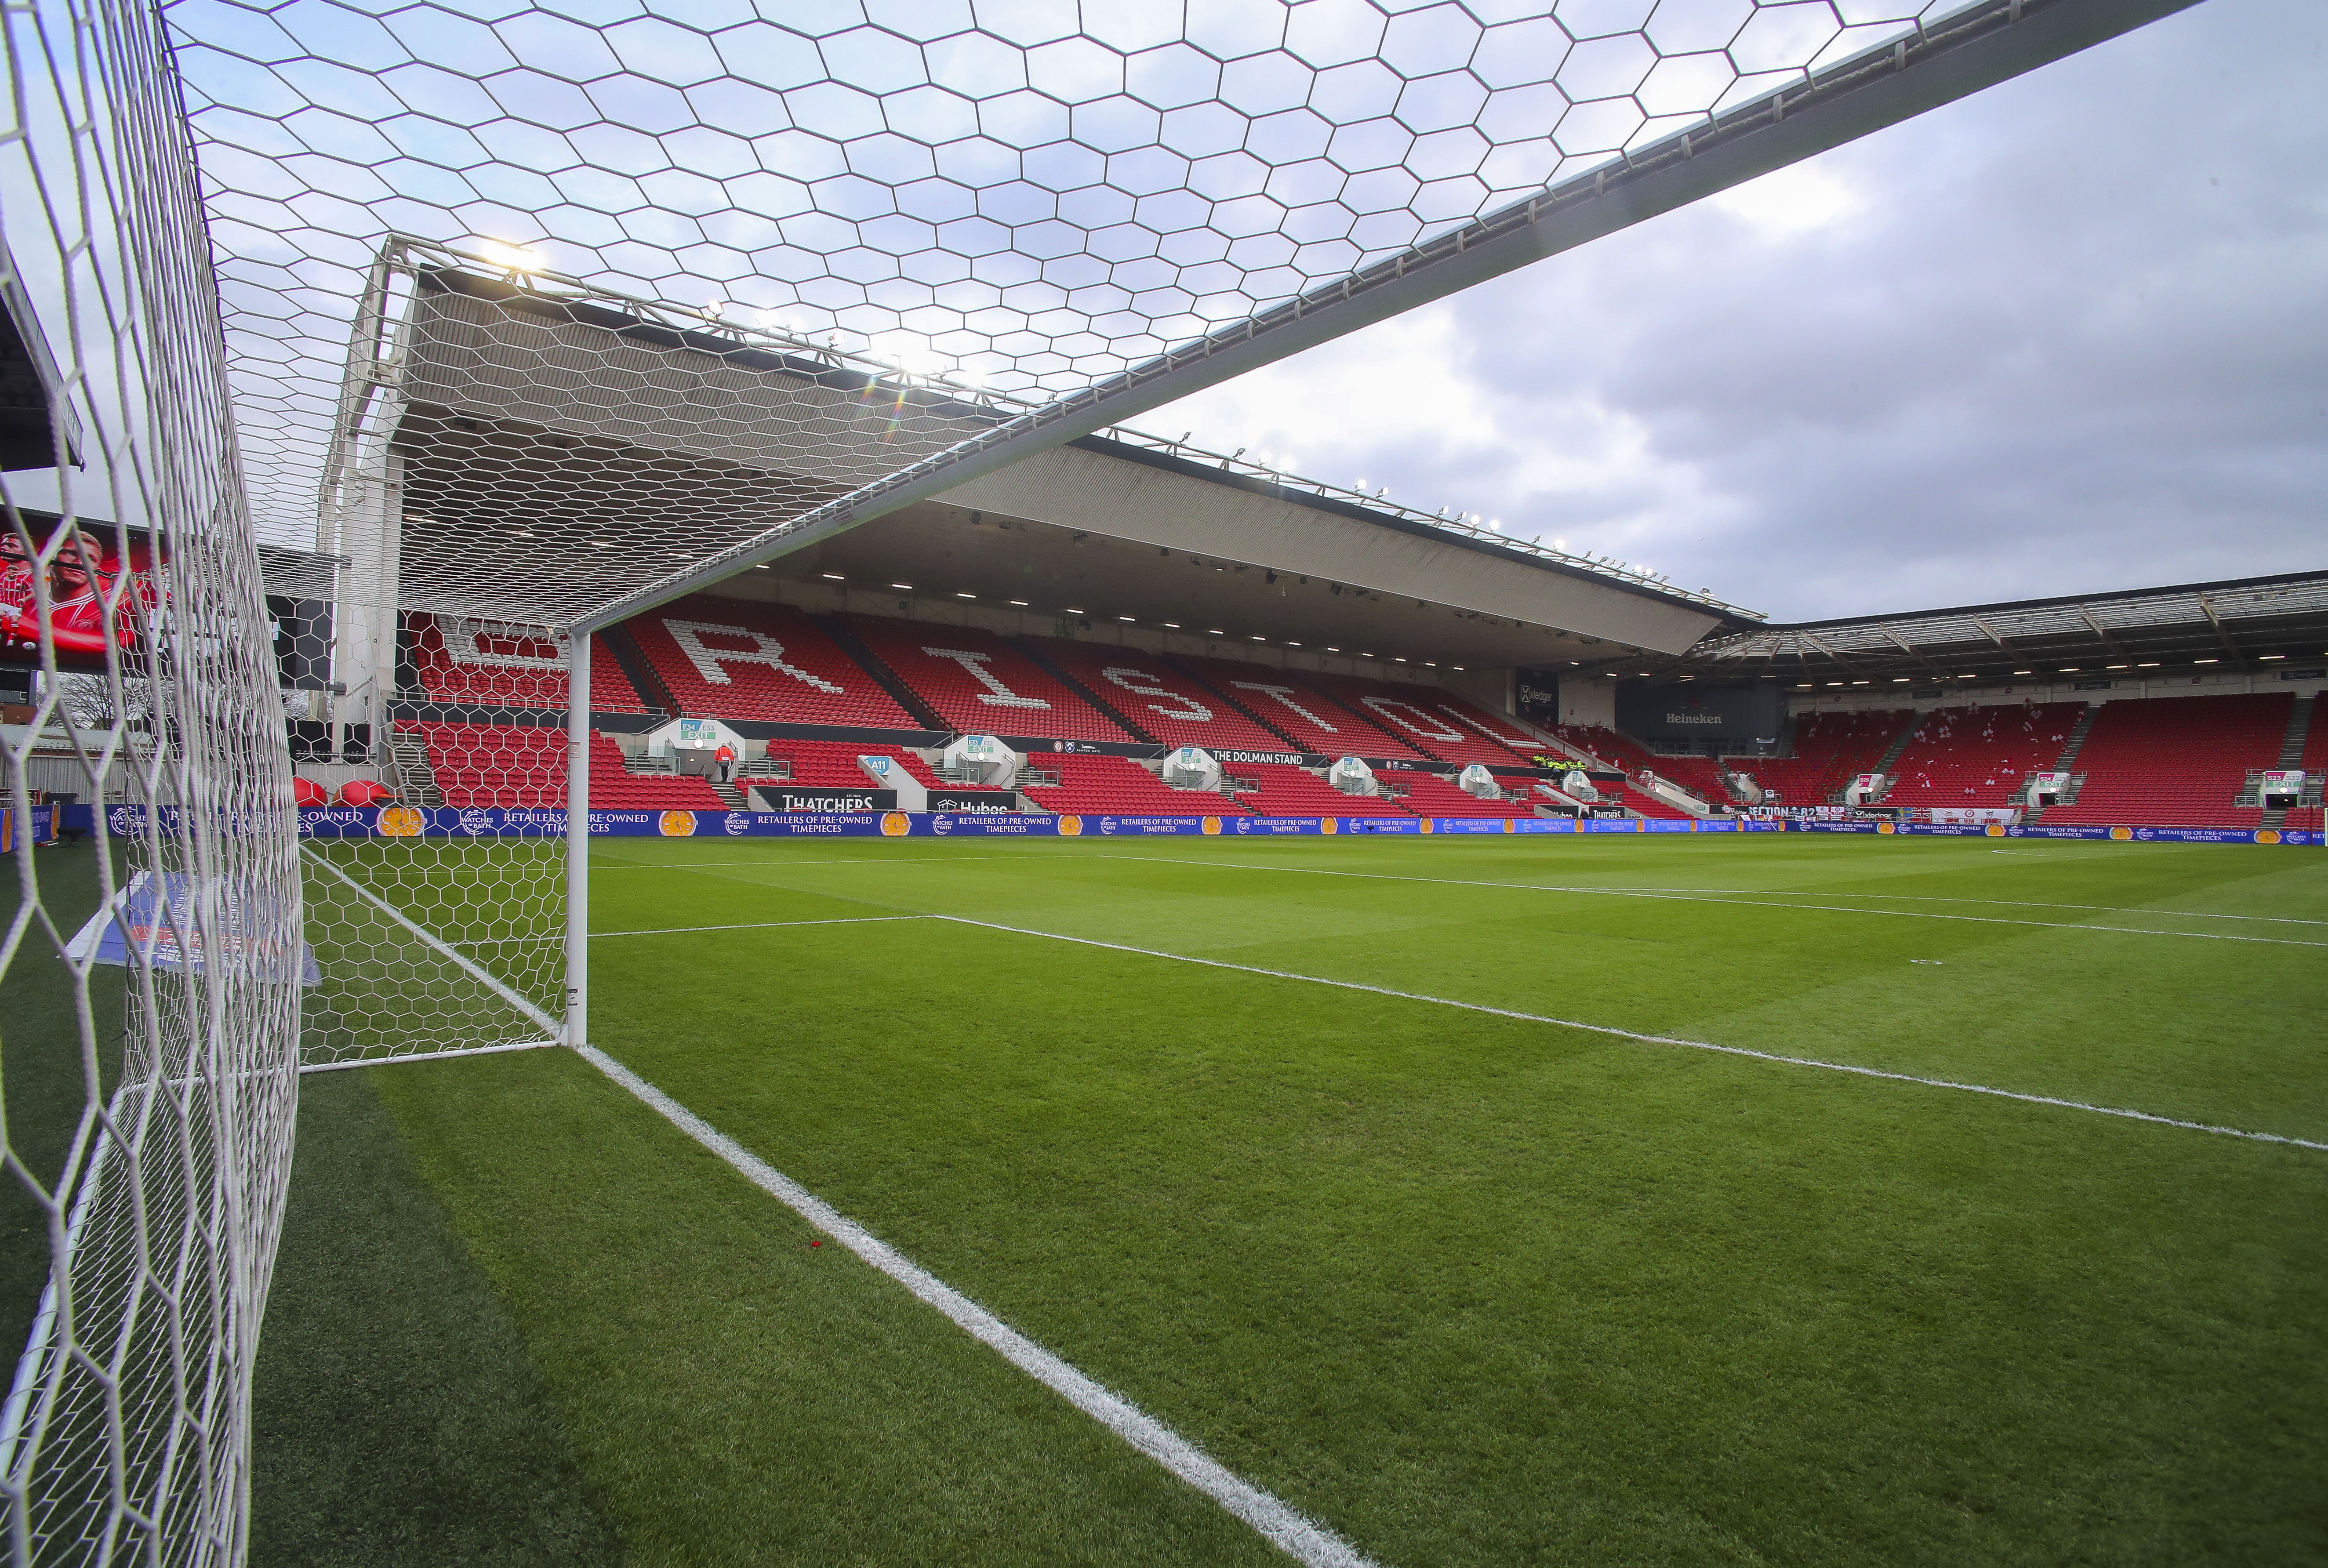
573 1043 1380 1568
931 915 2328 1154
593 916 933 937
1079 856 2328 947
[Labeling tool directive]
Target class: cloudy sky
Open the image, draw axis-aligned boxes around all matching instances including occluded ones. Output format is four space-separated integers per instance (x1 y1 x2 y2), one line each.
1144 0 2328 623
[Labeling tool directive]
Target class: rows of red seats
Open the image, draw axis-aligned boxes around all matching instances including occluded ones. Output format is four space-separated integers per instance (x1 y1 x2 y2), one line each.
846 617 1129 742
1883 703 2085 808
741 738 941 791
1018 752 1247 816
408 722 723 809
1033 639 1291 752
2044 693 2291 827
1739 711 1909 807
406 615 647 712
1299 672 1537 767
625 596 918 728
1392 771 1536 818
1167 653 1426 758
1226 762 1408 817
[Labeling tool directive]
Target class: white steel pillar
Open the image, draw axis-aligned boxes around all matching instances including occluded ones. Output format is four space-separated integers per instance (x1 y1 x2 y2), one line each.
564 629 590 1048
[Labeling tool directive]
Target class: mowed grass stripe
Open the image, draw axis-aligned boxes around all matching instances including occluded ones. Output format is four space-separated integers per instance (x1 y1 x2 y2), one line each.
595 839 2328 1142
583 913 2328 1568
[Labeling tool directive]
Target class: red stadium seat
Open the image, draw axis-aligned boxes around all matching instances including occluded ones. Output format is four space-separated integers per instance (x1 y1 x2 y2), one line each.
405 613 646 712
1033 638 1293 752
2041 693 2291 827
1883 703 2085 810
843 618 1129 743
625 597 916 728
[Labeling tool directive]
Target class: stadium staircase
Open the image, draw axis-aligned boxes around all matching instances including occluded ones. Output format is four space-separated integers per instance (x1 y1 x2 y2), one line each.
1161 657 1308 750
2022 702 2101 823
1008 637 1159 744
2259 693 2316 831
382 725 443 806
1854 712 1927 800
815 614 946 730
841 617 1131 743
599 624 677 716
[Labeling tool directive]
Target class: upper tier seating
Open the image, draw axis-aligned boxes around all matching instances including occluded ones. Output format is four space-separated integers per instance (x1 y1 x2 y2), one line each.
1169 653 1426 758
1033 639 1291 752
845 618 1130 743
624 597 918 728
1883 703 2085 808
410 722 724 810
2042 693 2292 827
1019 752 1246 817
1226 761 1409 817
1299 672 1538 766
407 615 646 712
1739 711 1909 807
742 738 940 793
1391 771 1536 818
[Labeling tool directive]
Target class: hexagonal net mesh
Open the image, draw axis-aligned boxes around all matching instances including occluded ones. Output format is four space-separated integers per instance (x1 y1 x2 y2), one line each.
170 0 2003 610
1 0 299 1560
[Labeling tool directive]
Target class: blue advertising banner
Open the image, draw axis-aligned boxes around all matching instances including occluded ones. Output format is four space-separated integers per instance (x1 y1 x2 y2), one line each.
55 804 2317 847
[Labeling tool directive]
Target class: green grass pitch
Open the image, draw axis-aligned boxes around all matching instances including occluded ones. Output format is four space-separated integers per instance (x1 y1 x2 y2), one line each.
247 834 2327 1565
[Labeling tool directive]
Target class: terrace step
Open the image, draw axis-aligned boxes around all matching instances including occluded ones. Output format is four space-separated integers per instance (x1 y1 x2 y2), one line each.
2260 694 2314 829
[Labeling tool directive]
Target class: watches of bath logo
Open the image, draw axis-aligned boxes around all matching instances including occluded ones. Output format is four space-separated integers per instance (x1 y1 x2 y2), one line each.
657 810 696 837
879 812 911 836
1100 817 1118 835
1235 815 1252 834
933 814 952 834
110 806 139 836
457 807 494 836
723 811 750 835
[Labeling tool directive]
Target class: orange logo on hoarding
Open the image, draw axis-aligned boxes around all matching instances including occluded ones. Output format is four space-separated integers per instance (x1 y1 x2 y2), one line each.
1201 816 1221 835
1057 815 1082 836
2109 826 2132 841
1419 817 1434 834
658 810 697 837
2257 829 2281 845
1876 820 1896 835
879 812 911 836
1986 821 2006 837
1503 817 1515 833
1320 817 1337 835
375 805 425 838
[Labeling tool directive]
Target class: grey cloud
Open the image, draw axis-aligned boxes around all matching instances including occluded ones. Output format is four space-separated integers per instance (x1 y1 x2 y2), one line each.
1152 0 2328 621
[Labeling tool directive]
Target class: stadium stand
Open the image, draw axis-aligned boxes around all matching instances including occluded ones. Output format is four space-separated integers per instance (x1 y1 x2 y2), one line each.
844 617 1131 742
1551 723 1725 807
1735 710 1908 806
407 614 648 712
2041 693 2291 827
1620 783 1697 820
1034 640 1293 753
1169 653 1426 758
408 722 723 809
2287 702 2327 832
1225 761 1408 817
1390 771 1537 819
1018 752 1247 817
1298 672 1536 766
743 738 940 791
623 597 919 728
1882 702 2086 809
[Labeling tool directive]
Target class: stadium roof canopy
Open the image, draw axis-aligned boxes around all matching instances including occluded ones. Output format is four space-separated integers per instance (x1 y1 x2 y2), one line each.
162 0 2201 633
1585 571 2328 687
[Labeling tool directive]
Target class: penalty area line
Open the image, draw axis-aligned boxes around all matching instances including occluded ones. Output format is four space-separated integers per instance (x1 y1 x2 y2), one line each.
574 1042 1380 1568
933 916 2328 1155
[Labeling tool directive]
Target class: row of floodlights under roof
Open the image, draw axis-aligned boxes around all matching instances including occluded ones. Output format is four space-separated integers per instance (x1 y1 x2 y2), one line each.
1790 655 2327 687
813 570 1469 668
